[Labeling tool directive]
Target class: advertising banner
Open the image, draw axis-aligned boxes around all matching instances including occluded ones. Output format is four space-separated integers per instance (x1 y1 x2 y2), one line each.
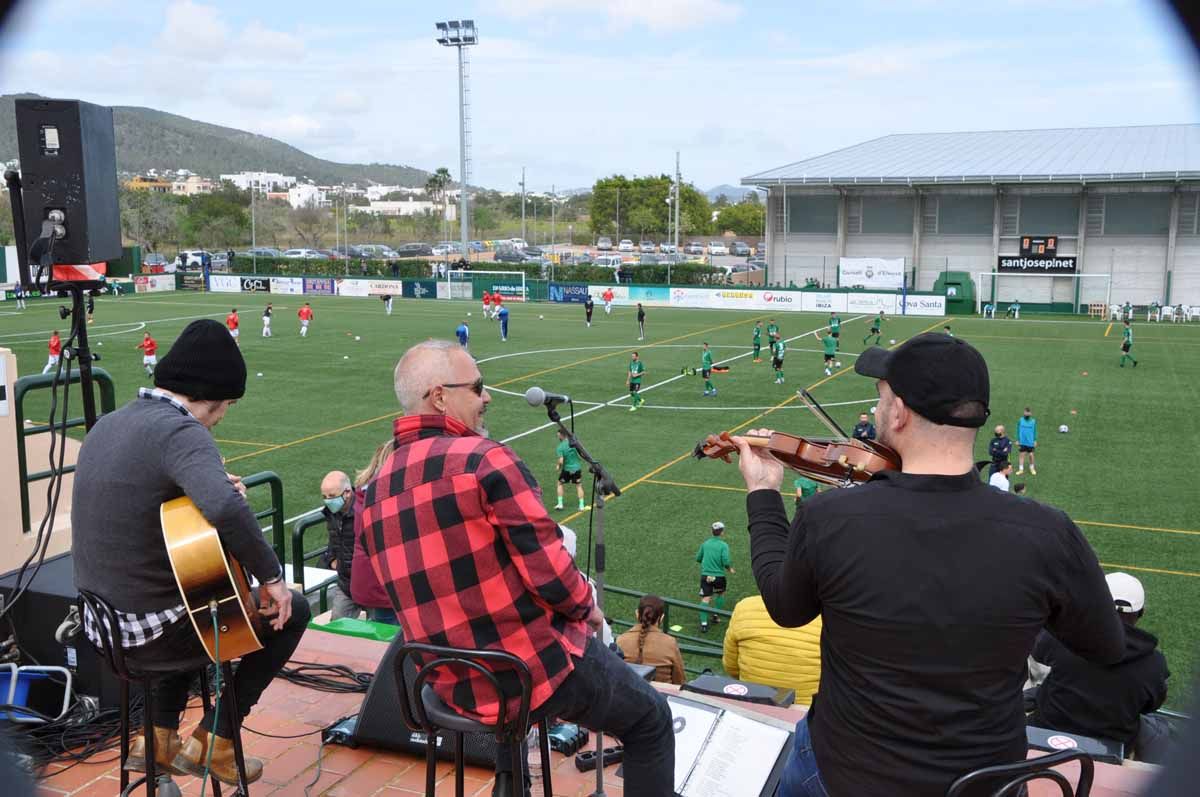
846 292 897 314
838 257 905 289
628 285 671 306
133 274 176 293
180 274 206 291
240 276 270 292
800 292 848 313
898 294 947 316
366 279 404 296
403 279 438 299
549 283 590 303
336 278 370 297
588 285 630 304
303 277 336 296
210 274 242 293
486 281 526 302
996 255 1077 274
667 287 803 312
270 277 304 295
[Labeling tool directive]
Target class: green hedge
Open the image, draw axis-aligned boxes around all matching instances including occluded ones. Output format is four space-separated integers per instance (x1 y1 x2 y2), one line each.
224 257 436 278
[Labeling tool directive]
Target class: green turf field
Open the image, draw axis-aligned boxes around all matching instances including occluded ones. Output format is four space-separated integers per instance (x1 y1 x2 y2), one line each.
3 292 1199 705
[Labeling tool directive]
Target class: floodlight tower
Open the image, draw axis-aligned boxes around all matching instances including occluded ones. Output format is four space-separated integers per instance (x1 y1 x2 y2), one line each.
436 19 478 257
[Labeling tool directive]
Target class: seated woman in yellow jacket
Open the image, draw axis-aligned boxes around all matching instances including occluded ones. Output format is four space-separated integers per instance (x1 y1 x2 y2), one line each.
722 594 822 705
616 595 686 685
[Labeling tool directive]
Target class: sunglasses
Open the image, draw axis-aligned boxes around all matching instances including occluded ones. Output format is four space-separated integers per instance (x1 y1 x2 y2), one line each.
423 377 485 400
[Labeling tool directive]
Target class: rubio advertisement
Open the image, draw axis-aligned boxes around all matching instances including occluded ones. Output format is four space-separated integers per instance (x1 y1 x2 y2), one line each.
838 257 905 289
270 277 304 295
336 279 370 297
403 279 437 299
209 274 242 293
367 279 404 296
997 255 1078 274
549 283 590 303
133 274 175 293
668 287 802 312
303 277 335 295
240 276 270 293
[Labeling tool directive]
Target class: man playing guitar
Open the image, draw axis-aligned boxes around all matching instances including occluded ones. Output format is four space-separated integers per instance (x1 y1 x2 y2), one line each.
72 319 309 785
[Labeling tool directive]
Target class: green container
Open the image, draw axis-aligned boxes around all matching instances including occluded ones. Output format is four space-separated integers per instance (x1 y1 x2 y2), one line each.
934 271 976 315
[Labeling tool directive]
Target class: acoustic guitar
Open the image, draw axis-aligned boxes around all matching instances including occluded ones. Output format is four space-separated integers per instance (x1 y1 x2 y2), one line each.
161 496 264 662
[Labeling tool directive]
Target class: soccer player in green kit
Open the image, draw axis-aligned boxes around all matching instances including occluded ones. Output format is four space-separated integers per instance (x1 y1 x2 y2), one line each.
1119 319 1138 367
554 429 587 511
815 330 841 376
752 321 763 363
772 337 787 384
627 351 646 410
767 318 780 346
863 310 885 345
829 312 842 350
701 342 717 396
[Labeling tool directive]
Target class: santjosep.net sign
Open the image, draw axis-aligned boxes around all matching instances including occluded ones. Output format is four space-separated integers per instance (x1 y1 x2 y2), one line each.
997 256 1078 274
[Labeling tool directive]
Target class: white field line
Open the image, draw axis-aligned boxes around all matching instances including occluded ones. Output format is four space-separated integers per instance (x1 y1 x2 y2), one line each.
0 311 227 340
496 318 865 445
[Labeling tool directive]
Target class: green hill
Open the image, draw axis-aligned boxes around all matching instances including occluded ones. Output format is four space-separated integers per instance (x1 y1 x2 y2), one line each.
0 93 429 186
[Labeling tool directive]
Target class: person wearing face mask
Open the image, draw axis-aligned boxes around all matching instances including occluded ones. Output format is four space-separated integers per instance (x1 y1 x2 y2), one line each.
361 339 675 797
988 424 1012 475
320 470 362 620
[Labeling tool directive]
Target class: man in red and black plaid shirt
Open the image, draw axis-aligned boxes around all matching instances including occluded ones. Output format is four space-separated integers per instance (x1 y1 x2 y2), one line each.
362 340 674 796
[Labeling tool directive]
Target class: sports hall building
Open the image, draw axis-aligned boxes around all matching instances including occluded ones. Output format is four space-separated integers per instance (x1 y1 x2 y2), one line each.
742 124 1200 311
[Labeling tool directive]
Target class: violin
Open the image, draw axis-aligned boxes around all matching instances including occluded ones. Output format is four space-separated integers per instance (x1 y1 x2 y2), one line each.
693 431 900 487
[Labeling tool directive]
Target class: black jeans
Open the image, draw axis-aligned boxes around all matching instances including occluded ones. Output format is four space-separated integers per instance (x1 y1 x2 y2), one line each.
500 636 676 797
126 591 311 738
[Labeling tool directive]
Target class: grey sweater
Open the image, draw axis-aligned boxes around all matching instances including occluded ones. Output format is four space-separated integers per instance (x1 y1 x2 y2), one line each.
72 395 281 613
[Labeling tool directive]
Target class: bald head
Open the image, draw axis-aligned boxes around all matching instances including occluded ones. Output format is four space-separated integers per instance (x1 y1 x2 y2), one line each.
321 471 351 497
394 339 465 413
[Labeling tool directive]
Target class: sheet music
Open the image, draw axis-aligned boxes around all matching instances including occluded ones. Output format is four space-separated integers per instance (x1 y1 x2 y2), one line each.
681 709 791 797
667 697 722 793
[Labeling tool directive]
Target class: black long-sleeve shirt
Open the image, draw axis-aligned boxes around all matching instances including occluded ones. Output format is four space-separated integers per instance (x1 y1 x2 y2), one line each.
747 469 1124 797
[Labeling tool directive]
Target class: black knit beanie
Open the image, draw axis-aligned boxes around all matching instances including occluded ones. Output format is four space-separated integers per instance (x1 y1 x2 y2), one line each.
154 319 246 400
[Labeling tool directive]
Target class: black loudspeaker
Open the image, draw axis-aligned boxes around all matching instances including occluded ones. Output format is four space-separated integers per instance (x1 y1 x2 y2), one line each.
14 98 122 266
0 552 123 710
350 632 502 768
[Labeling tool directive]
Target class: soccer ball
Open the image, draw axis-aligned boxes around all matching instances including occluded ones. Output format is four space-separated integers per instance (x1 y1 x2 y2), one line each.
355 336 361 341
467 312 472 316
834 361 841 367
1058 424 1069 433
343 355 349 360
870 406 876 414
539 315 544 319
256 372 264 377
889 339 896 344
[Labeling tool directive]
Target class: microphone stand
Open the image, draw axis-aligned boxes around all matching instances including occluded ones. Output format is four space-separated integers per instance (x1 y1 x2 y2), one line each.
543 402 619 797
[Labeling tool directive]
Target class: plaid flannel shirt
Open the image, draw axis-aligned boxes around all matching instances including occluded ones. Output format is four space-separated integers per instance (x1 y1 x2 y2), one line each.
361 414 594 725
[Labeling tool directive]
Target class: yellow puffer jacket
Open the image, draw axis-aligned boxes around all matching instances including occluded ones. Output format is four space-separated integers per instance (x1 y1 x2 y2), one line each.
722 595 822 705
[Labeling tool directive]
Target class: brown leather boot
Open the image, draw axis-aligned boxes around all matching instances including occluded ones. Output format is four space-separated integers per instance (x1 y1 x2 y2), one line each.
174 726 264 785
124 727 186 776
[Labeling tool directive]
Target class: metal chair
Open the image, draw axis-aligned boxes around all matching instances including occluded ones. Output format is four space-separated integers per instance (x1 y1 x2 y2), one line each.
946 748 1094 797
393 642 553 797
77 590 252 797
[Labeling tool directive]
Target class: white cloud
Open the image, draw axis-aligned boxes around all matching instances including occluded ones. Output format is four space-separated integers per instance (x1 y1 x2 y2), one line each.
161 0 228 52
226 78 277 109
327 90 369 113
236 21 304 53
493 0 741 32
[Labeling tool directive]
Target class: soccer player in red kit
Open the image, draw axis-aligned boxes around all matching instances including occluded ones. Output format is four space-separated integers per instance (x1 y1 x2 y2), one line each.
42 330 62 374
136 332 158 378
482 291 492 319
226 309 240 346
491 292 503 320
298 303 314 337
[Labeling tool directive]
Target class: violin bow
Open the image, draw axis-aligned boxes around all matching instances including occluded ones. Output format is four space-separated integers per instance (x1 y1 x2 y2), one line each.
797 389 851 440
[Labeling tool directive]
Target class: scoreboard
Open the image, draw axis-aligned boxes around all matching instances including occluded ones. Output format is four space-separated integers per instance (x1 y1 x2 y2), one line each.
1019 235 1058 258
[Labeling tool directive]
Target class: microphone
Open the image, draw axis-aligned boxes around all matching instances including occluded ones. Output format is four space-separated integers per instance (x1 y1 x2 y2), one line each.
525 386 570 408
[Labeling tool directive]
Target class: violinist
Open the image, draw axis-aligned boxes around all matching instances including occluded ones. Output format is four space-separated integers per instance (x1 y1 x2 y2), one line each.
728 333 1124 797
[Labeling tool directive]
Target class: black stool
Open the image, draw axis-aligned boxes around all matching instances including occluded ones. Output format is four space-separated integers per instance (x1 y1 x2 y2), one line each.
394 642 553 797
78 590 253 797
947 748 1095 797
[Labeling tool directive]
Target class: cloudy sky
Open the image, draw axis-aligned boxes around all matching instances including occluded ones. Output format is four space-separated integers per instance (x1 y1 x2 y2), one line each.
1 0 1198 192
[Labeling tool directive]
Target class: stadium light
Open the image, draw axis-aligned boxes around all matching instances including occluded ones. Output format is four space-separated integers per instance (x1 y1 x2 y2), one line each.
435 19 479 260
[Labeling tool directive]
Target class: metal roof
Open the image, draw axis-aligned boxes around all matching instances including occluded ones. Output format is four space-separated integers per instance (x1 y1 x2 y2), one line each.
742 124 1200 187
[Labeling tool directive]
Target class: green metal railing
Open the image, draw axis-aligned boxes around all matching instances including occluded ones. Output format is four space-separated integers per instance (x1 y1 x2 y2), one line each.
291 510 338 612
603 584 731 675
13 368 117 533
242 470 286 562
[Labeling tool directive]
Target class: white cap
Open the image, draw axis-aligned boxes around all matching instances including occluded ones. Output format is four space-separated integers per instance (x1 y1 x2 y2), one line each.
711 522 725 532
1106 572 1145 613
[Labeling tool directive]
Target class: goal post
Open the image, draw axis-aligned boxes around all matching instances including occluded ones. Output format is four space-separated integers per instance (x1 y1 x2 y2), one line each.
446 269 528 303
973 272 1112 315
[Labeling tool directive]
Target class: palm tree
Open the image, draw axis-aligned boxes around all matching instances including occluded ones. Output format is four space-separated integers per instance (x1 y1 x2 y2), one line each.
425 167 453 244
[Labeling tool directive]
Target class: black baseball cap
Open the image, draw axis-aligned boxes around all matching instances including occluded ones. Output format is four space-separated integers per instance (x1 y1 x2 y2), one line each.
854 333 990 428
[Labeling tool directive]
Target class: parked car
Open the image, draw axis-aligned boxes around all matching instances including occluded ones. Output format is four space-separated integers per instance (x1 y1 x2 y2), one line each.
729 241 751 256
523 245 545 257
659 242 677 254
685 241 705 255
395 243 434 257
283 248 325 259
708 241 729 255
176 249 214 268
618 239 635 252
245 246 283 258
432 241 465 256
593 255 624 269
509 238 528 250
494 249 526 264
468 240 486 253
596 236 613 251
637 254 661 266
142 252 169 270
753 243 767 257
331 245 366 259
746 256 766 270
639 240 656 253
357 243 400 258
210 252 229 269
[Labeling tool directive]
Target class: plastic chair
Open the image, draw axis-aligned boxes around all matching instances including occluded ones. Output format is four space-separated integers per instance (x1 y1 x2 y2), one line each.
78 590 252 797
946 748 1094 797
394 642 553 797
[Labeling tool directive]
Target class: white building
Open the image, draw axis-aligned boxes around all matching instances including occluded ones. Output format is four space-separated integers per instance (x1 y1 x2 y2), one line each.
221 171 298 191
287 183 329 209
350 198 456 220
743 124 1200 308
366 185 424 201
